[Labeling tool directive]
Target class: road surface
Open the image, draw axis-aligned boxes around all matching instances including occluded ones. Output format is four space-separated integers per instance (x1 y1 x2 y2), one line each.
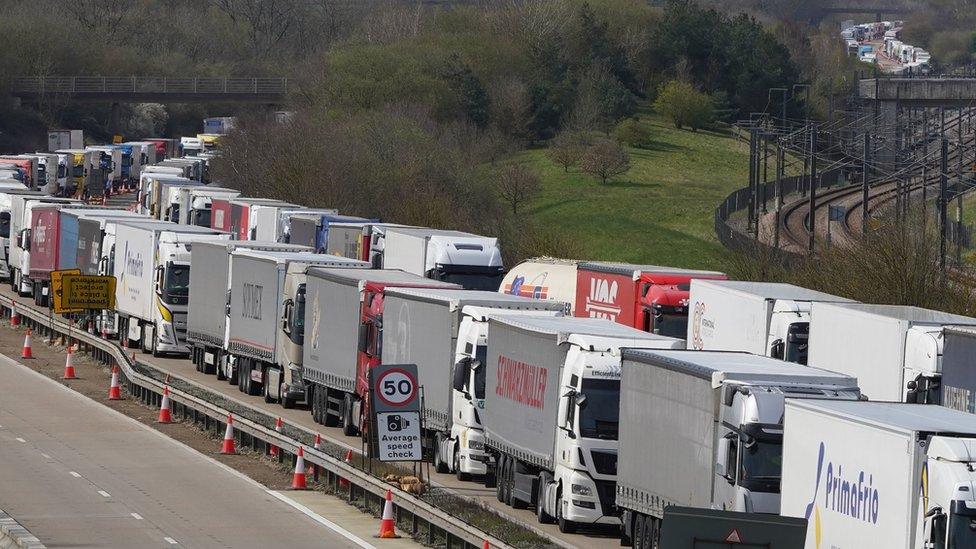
0 351 373 548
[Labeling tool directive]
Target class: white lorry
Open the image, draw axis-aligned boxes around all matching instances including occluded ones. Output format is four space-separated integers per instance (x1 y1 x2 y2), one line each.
781 400 976 549
226 251 369 404
249 206 337 243
139 172 192 216
379 288 569 480
175 186 239 227
378 227 505 291
0 189 42 280
114 221 231 355
483 316 685 533
687 280 855 364
186 241 311 378
615 350 862 547
10 195 77 296
808 303 976 404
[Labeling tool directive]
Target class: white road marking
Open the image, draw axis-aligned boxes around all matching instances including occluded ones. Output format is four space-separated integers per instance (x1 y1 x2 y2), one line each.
97 490 110 498
15 437 25 443
266 490 375 549
40 453 50 459
164 537 178 544
131 513 143 520
69 471 81 478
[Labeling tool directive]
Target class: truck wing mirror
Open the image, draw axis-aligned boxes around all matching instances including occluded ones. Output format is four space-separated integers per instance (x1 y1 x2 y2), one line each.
575 394 587 408
154 265 164 295
452 359 469 392
769 339 784 360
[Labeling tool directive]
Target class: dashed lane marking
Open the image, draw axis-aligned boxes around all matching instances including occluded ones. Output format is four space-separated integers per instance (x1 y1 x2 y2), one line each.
97 490 111 498
69 471 81 478
131 513 143 520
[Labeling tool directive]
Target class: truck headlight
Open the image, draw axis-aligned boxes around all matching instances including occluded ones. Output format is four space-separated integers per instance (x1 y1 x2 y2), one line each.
467 439 485 451
571 483 592 496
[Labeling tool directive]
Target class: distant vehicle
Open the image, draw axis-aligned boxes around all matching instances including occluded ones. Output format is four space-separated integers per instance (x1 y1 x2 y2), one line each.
615 349 860 546
203 117 236 135
47 129 83 152
808 303 976 404
781 400 976 549
175 186 240 227
210 197 296 240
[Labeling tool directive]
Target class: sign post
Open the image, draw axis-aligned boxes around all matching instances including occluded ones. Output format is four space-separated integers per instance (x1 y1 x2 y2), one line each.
368 363 422 463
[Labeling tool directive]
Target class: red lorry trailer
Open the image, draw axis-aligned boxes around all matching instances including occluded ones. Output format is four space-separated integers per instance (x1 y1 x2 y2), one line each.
210 197 295 240
575 262 727 338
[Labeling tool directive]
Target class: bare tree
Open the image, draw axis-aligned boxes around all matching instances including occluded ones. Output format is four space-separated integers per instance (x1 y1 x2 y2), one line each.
495 163 542 215
546 131 587 172
580 138 630 185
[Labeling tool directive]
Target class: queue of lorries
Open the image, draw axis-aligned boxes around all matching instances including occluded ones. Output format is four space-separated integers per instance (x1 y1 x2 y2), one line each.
2 133 976 549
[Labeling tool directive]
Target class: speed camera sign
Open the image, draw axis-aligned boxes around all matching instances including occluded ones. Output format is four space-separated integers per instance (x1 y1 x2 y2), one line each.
370 363 420 413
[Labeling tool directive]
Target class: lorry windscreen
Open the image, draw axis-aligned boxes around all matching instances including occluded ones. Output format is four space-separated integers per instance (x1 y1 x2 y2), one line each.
785 323 809 365
163 263 191 303
948 500 976 549
472 345 487 400
71 164 84 178
579 378 619 440
739 433 782 493
292 286 306 345
653 310 687 339
192 209 212 228
436 272 504 291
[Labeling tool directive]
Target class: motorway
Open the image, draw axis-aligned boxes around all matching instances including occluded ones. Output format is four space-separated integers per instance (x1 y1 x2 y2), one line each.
0 350 376 548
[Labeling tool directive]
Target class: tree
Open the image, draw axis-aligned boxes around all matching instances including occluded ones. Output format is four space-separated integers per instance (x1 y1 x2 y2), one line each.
546 131 587 172
496 163 542 215
580 138 630 185
614 117 648 147
653 80 714 131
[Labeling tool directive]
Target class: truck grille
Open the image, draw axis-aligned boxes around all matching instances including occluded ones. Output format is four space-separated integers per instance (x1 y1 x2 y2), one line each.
590 450 617 475
595 480 616 515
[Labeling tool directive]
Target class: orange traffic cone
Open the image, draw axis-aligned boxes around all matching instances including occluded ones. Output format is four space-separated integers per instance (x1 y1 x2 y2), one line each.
62 346 77 379
158 386 173 423
10 301 19 326
311 433 322 477
269 417 283 457
108 365 122 400
375 490 400 538
291 446 308 489
220 414 237 454
21 329 32 359
340 449 352 489
483 541 490 549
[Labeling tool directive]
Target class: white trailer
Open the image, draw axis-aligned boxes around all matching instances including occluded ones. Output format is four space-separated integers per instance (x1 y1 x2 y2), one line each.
252 207 337 243
499 258 580 311
380 227 505 291
808 303 976 404
781 400 976 549
687 280 854 364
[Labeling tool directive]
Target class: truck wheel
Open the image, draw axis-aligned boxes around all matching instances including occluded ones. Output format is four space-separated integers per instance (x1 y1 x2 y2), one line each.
238 362 247 393
311 387 322 424
434 434 448 474
495 455 507 502
247 364 261 396
341 394 357 437
323 389 339 427
511 460 528 510
536 474 553 524
556 489 575 534
503 458 514 506
263 376 274 403
633 514 645 549
215 354 226 381
454 450 470 482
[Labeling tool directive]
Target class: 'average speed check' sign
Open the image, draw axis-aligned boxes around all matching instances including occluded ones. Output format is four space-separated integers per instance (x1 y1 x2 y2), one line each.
369 363 422 462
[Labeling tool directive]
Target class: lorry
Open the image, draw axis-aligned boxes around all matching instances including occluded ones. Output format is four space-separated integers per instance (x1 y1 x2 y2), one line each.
186 241 312 379
302 268 459 436
0 156 37 190
143 138 178 160
288 213 375 251
0 189 43 280
574 262 727 338
86 146 122 191
780 400 976 549
154 180 204 222
138 172 190 215
10 196 77 297
180 136 204 156
942 325 976 414
483 315 685 533
26 153 62 195
48 130 83 152
123 141 158 175
251 207 338 243
615 349 861 546
377 227 505 291
73 210 146 276
113 221 231 355
203 117 236 135
378 288 569 479
326 222 414 262
227 251 370 405
210 197 297 240
56 149 97 198
175 186 239 227
687 280 855 364
807 303 976 404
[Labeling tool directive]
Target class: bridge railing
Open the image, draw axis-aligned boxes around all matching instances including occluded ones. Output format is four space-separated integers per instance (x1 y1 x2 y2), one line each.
12 76 288 95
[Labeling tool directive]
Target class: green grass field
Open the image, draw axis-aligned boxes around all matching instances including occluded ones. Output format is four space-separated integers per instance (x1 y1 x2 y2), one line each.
520 112 750 270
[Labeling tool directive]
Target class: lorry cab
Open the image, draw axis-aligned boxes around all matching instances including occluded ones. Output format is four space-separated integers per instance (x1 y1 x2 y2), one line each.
922 436 976 549
86 146 121 191
56 149 92 198
178 186 240 227
180 137 204 156
197 133 221 151
379 227 505 291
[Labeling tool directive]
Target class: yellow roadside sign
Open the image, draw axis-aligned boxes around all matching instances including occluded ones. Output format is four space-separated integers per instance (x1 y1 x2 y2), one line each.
53 274 116 313
51 269 82 314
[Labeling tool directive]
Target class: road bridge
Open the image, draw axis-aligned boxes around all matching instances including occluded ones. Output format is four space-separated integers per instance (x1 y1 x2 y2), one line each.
10 76 287 104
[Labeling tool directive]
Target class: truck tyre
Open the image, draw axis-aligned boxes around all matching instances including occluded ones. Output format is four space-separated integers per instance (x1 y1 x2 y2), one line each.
434 434 449 473
312 387 324 424
511 460 528 510
322 388 339 427
216 354 226 381
536 474 554 524
454 450 470 482
633 514 645 549
556 488 575 534
341 394 357 437
263 375 274 403
238 361 246 393
247 363 261 396
503 458 514 506
495 455 507 502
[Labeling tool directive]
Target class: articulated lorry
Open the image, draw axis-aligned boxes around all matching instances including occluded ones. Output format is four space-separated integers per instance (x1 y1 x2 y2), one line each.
114 221 231 355
153 180 204 222
781 400 976 549
687 280 855 364
185 241 310 378
248 205 336 243
377 227 504 291
226 251 369 405
501 258 581 309
259 208 340 244
210 197 297 240
143 138 179 160
48 130 83 152
302 268 459 435
615 349 861 546
809 303 976 404
56 149 98 198
483 316 685 533
288 213 376 251
378 288 568 479
176 186 239 227
0 189 43 280
10 196 77 297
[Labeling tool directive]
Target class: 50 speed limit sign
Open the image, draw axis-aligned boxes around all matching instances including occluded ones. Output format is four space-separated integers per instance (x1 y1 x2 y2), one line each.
370 363 420 413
